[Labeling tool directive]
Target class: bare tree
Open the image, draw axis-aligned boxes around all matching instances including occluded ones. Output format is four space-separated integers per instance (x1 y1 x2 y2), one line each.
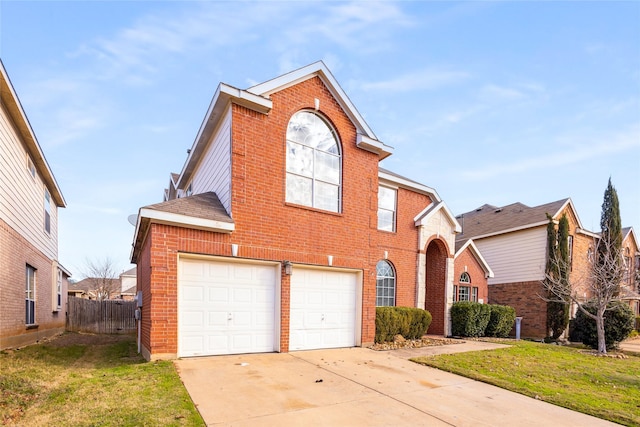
542 236 628 354
84 257 120 301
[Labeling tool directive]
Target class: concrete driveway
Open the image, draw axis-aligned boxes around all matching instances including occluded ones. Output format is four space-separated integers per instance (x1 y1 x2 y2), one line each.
175 342 618 426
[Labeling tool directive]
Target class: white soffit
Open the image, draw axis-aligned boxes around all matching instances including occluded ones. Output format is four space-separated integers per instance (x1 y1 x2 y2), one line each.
379 169 441 201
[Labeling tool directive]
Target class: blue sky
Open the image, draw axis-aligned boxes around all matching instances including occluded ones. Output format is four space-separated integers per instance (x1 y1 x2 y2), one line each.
2 1 639 278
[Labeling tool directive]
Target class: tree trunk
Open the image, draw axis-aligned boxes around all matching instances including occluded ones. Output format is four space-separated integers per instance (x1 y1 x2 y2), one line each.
596 307 607 354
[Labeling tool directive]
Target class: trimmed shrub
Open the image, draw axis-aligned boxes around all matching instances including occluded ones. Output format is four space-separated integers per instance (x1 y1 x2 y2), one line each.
573 301 635 350
375 307 432 343
450 302 491 337
485 304 516 337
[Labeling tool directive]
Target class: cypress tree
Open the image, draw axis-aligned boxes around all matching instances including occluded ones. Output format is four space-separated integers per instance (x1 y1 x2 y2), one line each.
546 214 571 339
598 178 623 294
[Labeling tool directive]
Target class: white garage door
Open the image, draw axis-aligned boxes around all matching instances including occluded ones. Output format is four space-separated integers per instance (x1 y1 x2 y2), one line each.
289 267 358 351
178 258 277 357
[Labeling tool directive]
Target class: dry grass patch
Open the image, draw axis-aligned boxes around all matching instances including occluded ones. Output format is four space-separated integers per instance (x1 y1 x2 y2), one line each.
1 333 203 426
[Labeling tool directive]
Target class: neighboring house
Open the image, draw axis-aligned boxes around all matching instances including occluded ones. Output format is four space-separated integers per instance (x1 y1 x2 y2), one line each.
455 198 636 338
621 227 640 315
119 267 137 300
68 277 121 300
453 239 494 305
131 61 462 360
0 60 70 350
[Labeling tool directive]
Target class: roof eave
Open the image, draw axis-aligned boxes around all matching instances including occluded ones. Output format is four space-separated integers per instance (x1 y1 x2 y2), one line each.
130 207 235 264
462 220 550 241
379 169 440 201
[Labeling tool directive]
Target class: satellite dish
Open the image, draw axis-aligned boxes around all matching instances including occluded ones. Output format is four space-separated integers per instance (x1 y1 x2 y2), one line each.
127 214 138 227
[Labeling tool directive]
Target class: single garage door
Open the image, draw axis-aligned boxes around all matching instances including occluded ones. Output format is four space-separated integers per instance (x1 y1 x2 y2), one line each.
289 267 358 351
178 258 277 357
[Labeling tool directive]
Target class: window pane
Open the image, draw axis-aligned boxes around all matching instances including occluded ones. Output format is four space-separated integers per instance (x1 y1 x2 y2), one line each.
458 286 470 302
315 151 340 184
472 287 478 302
286 141 313 177
378 187 396 210
314 181 339 212
377 210 393 232
286 174 312 206
376 260 395 307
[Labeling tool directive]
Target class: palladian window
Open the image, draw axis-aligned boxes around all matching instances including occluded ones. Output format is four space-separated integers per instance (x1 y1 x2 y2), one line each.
376 260 396 307
286 111 341 212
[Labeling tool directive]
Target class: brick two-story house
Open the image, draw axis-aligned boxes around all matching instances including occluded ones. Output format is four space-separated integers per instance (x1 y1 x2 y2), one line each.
1 60 70 350
130 62 463 360
456 198 638 338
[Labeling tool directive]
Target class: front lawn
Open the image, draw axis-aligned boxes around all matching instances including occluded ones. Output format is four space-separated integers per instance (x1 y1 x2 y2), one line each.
412 340 640 427
0 333 204 426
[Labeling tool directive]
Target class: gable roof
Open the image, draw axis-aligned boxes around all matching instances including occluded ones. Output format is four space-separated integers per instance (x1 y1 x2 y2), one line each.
0 60 66 207
456 198 577 242
622 227 639 254
131 192 234 263
379 168 441 202
414 201 462 233
454 239 494 278
176 61 392 190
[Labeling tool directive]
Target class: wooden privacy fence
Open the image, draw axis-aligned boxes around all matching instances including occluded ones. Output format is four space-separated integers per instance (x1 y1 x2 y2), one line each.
67 298 137 334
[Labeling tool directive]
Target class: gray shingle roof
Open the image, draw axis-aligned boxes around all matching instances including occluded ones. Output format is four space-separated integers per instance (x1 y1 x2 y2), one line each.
456 198 569 242
144 192 233 224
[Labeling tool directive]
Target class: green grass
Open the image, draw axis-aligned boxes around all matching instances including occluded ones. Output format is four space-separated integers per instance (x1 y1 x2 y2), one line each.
412 340 640 427
0 333 204 426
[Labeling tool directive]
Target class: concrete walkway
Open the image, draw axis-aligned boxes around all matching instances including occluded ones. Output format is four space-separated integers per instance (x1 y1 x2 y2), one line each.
175 341 618 426
619 337 640 353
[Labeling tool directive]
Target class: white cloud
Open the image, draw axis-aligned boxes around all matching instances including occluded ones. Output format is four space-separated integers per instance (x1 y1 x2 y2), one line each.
461 125 640 181
359 68 470 92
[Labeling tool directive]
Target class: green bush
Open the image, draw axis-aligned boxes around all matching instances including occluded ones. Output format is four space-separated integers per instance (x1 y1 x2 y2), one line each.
573 301 635 350
485 304 516 337
375 307 432 343
450 302 491 337
636 316 640 332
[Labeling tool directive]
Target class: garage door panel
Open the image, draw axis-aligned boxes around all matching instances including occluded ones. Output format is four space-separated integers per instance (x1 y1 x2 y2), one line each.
289 267 358 351
179 259 277 357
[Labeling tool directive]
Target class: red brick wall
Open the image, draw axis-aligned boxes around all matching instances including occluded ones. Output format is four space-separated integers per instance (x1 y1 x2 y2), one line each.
1 219 65 350
140 76 391 357
378 188 432 307
454 248 489 304
489 281 547 338
425 239 447 335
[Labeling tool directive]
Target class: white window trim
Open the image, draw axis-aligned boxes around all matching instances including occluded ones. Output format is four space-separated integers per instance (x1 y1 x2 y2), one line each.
377 186 397 232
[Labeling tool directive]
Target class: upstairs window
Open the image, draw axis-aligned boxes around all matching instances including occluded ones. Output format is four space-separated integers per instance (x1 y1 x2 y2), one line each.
376 260 396 307
56 269 62 310
377 186 397 232
26 265 36 325
286 111 341 212
44 190 51 234
27 157 36 178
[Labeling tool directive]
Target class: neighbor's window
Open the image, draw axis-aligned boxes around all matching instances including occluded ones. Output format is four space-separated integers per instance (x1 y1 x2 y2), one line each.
286 111 341 212
26 265 36 325
56 269 63 309
376 260 396 307
44 189 51 234
568 235 574 268
27 157 36 178
377 186 397 232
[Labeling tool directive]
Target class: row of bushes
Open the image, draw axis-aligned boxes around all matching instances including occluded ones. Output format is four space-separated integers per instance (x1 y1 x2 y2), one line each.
375 307 432 343
450 302 516 338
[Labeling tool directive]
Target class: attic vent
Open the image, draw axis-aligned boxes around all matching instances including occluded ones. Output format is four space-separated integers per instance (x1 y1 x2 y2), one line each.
494 208 502 213
476 207 483 212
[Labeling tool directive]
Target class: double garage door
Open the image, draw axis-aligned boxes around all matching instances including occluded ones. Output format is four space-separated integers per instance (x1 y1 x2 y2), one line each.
178 258 359 357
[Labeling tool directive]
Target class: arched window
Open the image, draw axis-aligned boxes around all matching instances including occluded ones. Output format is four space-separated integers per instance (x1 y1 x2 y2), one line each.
455 272 478 302
376 260 395 307
286 111 341 212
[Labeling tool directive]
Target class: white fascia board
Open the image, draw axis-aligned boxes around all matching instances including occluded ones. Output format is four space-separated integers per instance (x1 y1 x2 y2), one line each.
379 170 441 201
414 201 462 233
576 227 600 238
177 83 272 188
471 220 549 241
139 207 235 234
356 134 393 160
554 198 584 229
455 240 494 278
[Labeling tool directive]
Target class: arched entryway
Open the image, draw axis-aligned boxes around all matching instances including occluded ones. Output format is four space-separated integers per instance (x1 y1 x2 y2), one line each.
425 239 448 335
